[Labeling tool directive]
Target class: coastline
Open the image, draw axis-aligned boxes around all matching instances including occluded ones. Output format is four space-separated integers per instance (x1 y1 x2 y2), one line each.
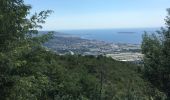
44 32 142 62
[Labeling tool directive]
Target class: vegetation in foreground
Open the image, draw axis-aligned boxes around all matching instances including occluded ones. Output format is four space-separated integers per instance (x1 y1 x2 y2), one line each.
142 8 170 99
0 0 169 99
0 48 166 99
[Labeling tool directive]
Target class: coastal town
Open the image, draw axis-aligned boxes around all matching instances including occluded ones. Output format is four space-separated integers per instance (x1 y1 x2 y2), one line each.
44 33 143 62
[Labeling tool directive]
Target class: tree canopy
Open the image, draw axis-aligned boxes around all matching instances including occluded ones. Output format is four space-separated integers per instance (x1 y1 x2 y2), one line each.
142 8 170 98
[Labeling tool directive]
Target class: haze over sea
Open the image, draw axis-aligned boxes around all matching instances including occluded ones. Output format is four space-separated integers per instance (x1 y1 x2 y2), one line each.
57 27 159 44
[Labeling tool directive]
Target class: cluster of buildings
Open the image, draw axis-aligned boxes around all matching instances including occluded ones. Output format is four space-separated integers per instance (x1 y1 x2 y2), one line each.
44 35 142 62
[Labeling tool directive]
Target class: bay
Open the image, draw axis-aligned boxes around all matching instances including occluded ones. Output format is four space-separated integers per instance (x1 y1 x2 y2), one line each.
57 27 159 44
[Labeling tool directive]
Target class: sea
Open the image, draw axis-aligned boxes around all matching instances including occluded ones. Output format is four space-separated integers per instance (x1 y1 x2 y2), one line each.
57 27 160 44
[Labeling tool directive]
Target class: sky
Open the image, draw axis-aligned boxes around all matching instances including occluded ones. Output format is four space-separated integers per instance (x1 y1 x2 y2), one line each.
25 0 170 30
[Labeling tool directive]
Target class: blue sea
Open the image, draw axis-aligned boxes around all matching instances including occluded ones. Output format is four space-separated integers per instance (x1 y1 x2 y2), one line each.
57 28 159 44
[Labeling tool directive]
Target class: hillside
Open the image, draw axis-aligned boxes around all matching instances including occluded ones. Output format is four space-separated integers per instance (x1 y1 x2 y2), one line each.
0 47 165 99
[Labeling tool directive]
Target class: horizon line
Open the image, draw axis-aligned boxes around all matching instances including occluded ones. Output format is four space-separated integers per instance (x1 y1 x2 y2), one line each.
39 27 162 31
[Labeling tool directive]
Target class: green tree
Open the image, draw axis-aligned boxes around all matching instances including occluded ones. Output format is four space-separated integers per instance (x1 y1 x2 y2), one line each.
0 0 52 99
142 8 170 97
0 0 52 52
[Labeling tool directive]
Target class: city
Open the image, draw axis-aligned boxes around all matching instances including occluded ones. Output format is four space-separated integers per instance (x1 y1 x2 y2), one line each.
44 33 143 62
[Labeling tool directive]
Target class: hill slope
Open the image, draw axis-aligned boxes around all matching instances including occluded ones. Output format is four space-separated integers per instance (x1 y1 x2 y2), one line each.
1 47 166 100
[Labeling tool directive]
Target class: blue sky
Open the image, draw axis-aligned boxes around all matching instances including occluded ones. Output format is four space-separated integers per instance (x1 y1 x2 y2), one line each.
25 0 170 30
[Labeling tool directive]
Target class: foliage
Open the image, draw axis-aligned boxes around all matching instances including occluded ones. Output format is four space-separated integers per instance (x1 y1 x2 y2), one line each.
142 8 170 98
0 48 167 99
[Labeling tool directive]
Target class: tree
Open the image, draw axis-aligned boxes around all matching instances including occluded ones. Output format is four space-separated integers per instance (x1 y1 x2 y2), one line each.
0 0 52 52
0 0 52 99
142 8 170 97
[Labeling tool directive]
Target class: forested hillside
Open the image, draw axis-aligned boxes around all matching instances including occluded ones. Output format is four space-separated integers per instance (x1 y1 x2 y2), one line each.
0 0 168 100
0 47 166 99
